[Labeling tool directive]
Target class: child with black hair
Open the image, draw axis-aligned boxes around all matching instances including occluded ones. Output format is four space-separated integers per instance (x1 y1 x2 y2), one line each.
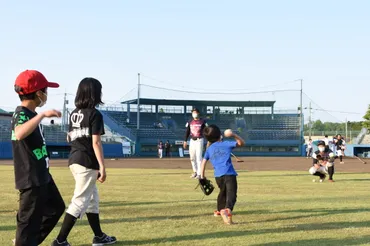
52 78 116 246
200 125 245 225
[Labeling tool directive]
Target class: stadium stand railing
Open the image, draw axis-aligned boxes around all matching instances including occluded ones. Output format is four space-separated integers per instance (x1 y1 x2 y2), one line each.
100 110 136 142
353 128 368 144
0 119 11 141
98 110 302 150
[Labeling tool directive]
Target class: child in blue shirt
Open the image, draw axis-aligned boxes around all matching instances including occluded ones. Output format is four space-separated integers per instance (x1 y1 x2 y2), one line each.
200 125 245 225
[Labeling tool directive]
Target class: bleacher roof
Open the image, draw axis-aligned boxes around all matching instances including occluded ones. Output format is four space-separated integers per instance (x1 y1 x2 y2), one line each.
121 98 275 107
0 108 11 117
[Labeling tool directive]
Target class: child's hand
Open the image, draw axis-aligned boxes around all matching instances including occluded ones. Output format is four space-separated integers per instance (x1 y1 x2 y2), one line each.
42 109 61 118
98 167 106 183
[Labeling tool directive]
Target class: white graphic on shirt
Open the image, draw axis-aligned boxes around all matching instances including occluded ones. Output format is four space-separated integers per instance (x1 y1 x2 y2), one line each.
71 110 84 128
69 127 90 141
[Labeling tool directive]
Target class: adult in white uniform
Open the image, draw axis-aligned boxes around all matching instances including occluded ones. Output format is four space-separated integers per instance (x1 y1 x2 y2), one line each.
183 108 208 178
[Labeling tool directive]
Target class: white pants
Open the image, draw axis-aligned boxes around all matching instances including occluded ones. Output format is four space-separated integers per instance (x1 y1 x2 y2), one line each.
309 166 328 175
189 138 204 175
158 149 163 158
66 164 100 218
337 149 344 156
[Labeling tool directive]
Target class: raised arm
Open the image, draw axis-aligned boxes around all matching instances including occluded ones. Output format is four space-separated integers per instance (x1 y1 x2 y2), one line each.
232 133 245 147
15 110 61 140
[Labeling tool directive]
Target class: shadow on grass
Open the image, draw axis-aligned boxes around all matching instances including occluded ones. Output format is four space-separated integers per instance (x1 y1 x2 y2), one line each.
277 207 370 214
250 207 370 223
100 199 215 207
251 235 370 246
108 172 189 177
77 212 213 226
338 178 370 182
0 225 16 231
78 220 370 245
0 209 16 213
246 173 308 178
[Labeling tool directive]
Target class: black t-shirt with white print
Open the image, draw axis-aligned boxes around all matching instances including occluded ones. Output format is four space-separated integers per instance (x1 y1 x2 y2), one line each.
11 106 51 190
68 108 105 170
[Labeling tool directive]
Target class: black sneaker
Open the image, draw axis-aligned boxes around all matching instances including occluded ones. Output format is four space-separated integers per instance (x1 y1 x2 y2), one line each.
51 239 71 246
92 233 117 246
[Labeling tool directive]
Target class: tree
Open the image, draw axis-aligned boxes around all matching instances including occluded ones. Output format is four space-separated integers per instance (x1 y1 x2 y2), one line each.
312 120 324 131
363 104 370 129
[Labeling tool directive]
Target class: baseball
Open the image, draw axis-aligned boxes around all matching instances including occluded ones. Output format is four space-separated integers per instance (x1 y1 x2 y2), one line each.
224 129 233 137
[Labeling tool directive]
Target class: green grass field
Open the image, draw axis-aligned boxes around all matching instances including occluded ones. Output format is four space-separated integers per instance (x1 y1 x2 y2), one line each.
1 166 370 246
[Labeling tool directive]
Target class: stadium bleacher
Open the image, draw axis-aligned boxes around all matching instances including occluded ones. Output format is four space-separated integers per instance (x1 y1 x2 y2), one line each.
102 110 300 142
42 125 67 143
103 111 179 140
0 119 11 141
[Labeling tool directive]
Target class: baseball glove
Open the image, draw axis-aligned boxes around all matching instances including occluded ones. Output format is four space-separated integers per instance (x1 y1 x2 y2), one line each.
198 178 215 196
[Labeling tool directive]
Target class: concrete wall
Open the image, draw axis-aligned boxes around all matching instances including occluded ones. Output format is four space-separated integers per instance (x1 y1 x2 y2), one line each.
344 144 370 157
0 142 12 159
0 142 124 159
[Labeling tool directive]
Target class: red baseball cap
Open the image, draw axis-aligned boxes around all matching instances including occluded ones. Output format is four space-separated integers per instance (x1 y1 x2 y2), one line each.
15 70 59 95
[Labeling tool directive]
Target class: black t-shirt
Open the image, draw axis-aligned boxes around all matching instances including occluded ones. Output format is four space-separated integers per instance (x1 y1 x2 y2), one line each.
68 108 105 170
335 139 344 150
312 149 335 165
11 106 51 190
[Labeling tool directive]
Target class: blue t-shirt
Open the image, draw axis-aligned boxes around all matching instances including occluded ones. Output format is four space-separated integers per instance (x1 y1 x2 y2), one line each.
203 141 238 177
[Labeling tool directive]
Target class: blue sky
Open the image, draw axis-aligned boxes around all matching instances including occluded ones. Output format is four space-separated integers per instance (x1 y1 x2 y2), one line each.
0 0 369 122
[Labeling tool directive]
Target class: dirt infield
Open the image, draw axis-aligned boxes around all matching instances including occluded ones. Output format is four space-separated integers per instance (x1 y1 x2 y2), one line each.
1 156 370 172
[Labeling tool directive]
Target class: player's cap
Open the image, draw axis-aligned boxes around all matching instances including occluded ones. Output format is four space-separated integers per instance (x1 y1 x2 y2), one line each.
15 70 59 95
317 141 326 146
191 108 200 113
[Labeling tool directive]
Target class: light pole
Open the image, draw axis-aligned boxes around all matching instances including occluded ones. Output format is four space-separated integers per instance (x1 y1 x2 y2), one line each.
295 79 303 139
137 73 141 130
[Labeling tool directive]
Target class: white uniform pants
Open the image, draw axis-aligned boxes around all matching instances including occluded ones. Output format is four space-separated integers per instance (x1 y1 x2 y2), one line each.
189 138 204 175
158 149 163 158
309 166 328 175
66 164 100 218
337 149 344 156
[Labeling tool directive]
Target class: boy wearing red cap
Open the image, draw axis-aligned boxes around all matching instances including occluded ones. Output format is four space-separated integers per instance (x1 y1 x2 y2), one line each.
11 70 65 246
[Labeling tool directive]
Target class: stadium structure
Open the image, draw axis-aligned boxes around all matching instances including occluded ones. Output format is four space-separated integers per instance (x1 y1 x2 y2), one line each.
101 98 304 157
1 97 369 159
0 97 304 159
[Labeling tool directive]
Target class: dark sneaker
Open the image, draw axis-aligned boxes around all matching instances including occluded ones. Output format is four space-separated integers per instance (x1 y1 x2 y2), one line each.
51 239 71 246
92 233 117 246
